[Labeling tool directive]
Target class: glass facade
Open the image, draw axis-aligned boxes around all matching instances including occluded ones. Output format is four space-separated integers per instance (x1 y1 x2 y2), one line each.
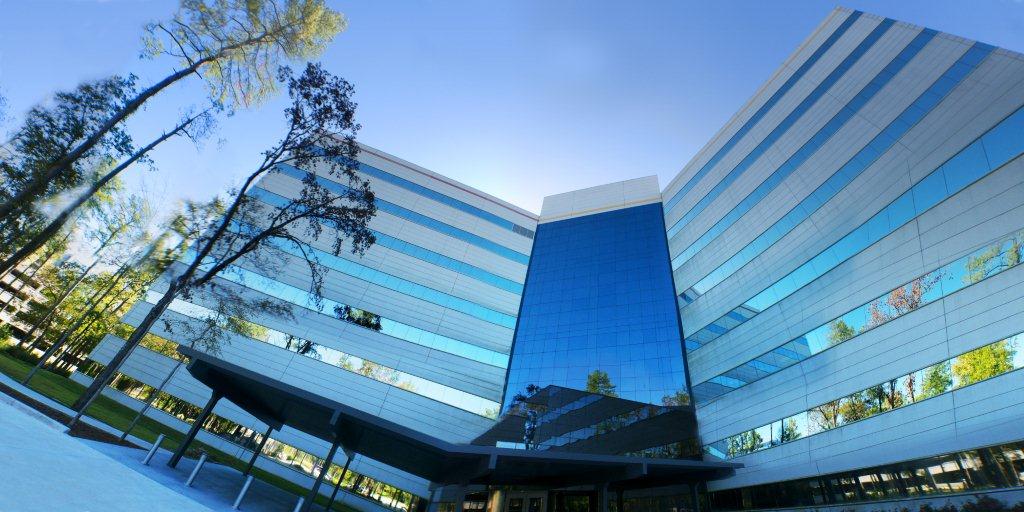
677 40 993 300
686 103 1024 350
141 290 501 417
708 440 1024 510
251 187 524 294
662 10 864 214
695 229 1024 402
706 332 1023 459
666 18 896 240
671 28 940 271
503 203 689 410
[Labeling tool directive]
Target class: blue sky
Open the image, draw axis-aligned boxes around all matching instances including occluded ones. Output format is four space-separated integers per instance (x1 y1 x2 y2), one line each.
1 0 1022 217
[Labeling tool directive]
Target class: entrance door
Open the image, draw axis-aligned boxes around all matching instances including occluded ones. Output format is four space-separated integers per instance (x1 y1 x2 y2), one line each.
505 492 547 512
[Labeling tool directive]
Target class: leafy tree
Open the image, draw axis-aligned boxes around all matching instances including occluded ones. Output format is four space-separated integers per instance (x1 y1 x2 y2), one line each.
0 77 137 256
809 399 842 431
826 318 856 346
866 272 941 330
838 391 871 423
0 0 347 275
904 371 918 403
585 369 618 397
661 389 691 406
780 417 802 443
921 361 953 398
952 340 1016 387
727 430 763 457
70 63 375 420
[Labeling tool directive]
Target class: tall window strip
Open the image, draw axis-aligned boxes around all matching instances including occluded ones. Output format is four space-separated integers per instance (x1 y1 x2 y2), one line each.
670 28 937 272
705 331 1024 460
662 10 864 214
141 291 502 417
250 187 523 294
172 258 510 368
677 41 994 304
707 440 1024 510
685 103 1024 351
275 164 530 264
693 228 1023 403
224 221 517 329
666 17 896 241
345 157 536 239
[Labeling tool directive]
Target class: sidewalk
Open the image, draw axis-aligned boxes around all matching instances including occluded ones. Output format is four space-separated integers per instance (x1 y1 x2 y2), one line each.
0 372 333 512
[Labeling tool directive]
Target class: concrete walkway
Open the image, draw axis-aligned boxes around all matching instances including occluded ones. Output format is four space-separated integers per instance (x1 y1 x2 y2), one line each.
0 397 215 512
0 374 338 512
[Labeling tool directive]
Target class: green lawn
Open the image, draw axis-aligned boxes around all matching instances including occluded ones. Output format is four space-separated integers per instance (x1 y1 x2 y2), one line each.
0 350 359 512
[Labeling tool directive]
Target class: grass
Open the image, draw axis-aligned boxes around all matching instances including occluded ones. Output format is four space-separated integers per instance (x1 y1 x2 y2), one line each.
0 349 359 512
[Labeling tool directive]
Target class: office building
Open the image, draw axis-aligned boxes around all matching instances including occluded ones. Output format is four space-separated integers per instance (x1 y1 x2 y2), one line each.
76 7 1024 512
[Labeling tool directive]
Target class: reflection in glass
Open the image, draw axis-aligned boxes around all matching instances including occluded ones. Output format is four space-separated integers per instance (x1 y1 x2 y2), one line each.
706 332 1022 459
694 229 1024 403
684 62 1020 352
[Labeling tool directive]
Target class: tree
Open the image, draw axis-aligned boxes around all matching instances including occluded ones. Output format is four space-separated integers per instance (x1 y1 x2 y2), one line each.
826 318 856 346
0 0 346 231
952 341 1016 387
70 63 375 420
585 369 617 397
0 106 214 277
780 417 802 443
865 272 941 330
964 235 1023 285
0 77 136 259
921 361 953 398
809 399 842 431
661 389 691 406
838 392 871 423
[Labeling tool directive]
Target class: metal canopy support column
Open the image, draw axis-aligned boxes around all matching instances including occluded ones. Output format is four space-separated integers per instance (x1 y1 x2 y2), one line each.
168 390 221 468
327 451 354 511
597 484 609 512
454 485 467 512
300 437 341 512
689 483 701 512
616 489 625 512
242 425 275 478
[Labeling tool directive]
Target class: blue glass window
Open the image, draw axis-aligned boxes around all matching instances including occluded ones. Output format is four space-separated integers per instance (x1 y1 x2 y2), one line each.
250 187 523 294
678 42 993 304
503 204 690 409
275 164 530 264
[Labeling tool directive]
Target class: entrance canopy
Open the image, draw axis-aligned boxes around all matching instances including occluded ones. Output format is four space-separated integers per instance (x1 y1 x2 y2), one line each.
179 347 739 488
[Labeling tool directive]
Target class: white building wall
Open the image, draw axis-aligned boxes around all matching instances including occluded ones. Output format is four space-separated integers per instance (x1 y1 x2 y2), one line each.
663 6 1024 498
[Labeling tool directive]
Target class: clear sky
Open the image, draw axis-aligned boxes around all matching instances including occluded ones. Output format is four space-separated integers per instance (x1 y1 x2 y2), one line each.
1 0 1022 217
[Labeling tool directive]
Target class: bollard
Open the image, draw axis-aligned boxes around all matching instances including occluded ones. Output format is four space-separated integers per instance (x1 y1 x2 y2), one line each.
142 434 165 465
292 496 304 512
185 452 208 487
233 475 254 510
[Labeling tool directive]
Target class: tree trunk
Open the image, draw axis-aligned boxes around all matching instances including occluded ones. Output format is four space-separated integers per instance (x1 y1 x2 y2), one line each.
0 28 278 223
71 277 180 413
24 273 128 384
120 357 185 441
55 292 131 373
0 113 203 276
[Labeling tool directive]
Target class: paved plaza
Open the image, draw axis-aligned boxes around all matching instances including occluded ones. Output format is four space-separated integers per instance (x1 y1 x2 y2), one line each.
0 391 333 512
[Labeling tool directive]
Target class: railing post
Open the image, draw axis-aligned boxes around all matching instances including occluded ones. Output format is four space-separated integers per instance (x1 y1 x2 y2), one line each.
185 452 208 487
233 475 254 510
142 433 165 465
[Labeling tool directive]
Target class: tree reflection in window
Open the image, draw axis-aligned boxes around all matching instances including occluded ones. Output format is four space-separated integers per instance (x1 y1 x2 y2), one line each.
334 304 383 331
708 333 1022 459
